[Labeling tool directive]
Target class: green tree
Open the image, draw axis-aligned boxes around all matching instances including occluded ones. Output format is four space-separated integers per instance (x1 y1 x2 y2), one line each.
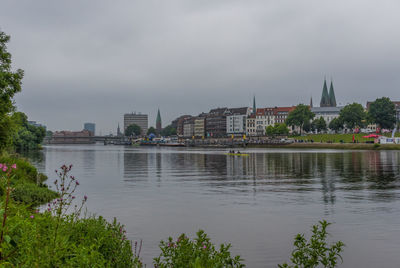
265 125 275 137
147 126 156 135
312 117 327 133
160 125 177 136
266 123 289 137
276 123 289 135
338 103 366 130
286 104 315 135
328 117 343 133
368 97 396 130
125 124 141 137
0 31 24 150
11 112 46 150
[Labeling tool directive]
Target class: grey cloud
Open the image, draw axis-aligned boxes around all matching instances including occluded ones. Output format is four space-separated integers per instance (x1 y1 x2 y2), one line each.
2 0 400 133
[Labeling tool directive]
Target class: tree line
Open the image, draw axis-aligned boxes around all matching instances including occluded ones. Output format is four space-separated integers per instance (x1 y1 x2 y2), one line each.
285 98 398 135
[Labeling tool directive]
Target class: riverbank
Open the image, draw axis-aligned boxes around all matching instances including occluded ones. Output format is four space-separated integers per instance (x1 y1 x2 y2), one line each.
246 142 400 150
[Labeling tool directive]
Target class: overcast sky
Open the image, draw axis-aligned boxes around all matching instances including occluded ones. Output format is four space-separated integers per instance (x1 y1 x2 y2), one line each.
1 0 399 134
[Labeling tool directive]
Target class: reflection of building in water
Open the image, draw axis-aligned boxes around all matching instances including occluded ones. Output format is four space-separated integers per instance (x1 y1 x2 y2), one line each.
82 149 96 175
226 156 245 177
123 151 149 180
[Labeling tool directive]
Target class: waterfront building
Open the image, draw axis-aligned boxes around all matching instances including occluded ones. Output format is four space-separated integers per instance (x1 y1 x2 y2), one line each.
205 107 229 138
255 108 275 136
83 122 95 135
124 113 148 136
50 130 94 144
172 115 192 137
274 106 296 124
226 107 251 136
246 114 256 136
156 109 162 136
194 114 207 138
183 118 195 138
311 106 343 125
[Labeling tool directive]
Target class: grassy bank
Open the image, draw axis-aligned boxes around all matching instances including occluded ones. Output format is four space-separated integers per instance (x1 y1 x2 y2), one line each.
290 133 400 143
247 142 400 150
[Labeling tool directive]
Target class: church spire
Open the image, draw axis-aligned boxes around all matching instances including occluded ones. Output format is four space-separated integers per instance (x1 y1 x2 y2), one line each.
328 80 337 107
310 95 313 108
320 78 330 107
156 108 162 136
117 122 121 136
252 95 256 115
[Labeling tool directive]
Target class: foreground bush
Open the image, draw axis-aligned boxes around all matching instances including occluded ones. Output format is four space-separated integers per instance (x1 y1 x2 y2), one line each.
279 220 345 268
0 153 57 206
154 230 244 268
3 211 140 267
0 163 141 267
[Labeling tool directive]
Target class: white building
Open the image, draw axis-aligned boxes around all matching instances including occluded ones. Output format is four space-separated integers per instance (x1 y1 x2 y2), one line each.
226 107 251 136
183 119 195 138
311 107 343 126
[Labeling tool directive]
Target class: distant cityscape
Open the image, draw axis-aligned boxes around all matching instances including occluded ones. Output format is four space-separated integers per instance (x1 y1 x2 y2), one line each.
42 79 400 142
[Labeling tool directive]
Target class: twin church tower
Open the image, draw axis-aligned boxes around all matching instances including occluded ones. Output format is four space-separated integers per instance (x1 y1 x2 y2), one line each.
319 79 337 107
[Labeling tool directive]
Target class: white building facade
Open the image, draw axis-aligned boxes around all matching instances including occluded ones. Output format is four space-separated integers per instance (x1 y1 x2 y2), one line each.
226 107 251 136
311 107 343 126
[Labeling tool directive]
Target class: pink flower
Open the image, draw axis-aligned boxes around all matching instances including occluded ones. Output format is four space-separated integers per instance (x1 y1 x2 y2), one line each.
0 163 3 169
2 165 7 172
11 164 16 169
30 215 34 219
203 245 207 249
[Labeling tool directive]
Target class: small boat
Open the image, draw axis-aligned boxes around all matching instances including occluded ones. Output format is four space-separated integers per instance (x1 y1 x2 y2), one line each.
225 153 249 156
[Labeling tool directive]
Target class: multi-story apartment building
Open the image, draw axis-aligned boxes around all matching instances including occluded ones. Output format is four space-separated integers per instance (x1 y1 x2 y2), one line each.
194 116 206 138
274 106 296 124
171 115 192 137
226 107 251 136
183 118 195 138
246 114 256 136
205 108 229 138
124 113 148 136
255 108 276 136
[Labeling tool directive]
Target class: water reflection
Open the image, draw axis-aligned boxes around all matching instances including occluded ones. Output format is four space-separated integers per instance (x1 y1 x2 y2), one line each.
119 149 400 205
23 146 400 268
123 150 149 181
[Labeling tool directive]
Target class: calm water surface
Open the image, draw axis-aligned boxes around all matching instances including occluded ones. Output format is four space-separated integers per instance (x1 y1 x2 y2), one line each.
27 145 400 267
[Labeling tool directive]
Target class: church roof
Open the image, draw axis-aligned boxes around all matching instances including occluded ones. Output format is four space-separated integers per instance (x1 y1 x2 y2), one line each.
320 79 330 107
156 109 161 123
329 81 337 107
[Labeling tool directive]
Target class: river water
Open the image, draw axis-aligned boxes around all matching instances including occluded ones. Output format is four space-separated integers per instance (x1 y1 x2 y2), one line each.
26 145 400 267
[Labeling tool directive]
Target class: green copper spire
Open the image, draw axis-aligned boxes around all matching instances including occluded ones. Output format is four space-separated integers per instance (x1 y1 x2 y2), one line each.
252 95 256 115
320 79 330 107
156 108 162 135
328 80 337 107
